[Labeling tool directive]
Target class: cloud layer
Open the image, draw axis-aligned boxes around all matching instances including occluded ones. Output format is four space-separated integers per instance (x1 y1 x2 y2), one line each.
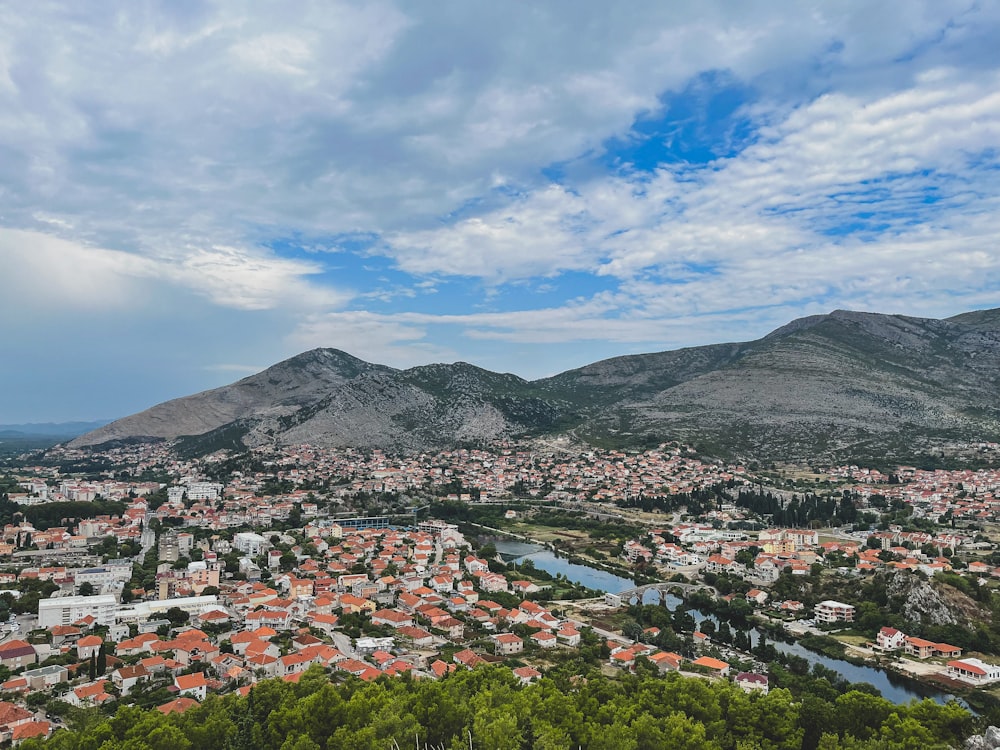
1 1 998 420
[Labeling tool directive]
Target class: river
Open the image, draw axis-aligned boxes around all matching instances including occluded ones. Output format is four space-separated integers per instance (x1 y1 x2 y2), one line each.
495 539 962 706
495 540 636 592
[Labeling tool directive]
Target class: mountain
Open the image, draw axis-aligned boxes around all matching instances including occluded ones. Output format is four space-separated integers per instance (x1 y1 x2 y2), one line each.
69 308 1000 463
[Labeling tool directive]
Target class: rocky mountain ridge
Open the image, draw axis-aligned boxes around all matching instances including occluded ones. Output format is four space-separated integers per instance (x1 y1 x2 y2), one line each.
70 307 1000 462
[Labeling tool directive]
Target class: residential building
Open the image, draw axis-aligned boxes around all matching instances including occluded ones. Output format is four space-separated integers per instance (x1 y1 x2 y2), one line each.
491 633 523 656
233 532 269 557
735 672 769 694
876 627 906 652
0 640 37 670
814 600 855 623
175 672 209 700
691 656 730 677
38 594 118 628
947 659 1000 685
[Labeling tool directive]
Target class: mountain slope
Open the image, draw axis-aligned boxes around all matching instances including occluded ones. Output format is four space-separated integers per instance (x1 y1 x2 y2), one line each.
70 307 1000 462
71 349 394 447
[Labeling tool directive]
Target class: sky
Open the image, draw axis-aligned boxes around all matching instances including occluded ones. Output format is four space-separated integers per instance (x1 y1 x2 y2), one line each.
2 1 1000 423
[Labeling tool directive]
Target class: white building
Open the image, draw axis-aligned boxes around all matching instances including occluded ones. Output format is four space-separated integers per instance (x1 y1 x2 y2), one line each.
114 595 221 624
947 658 1000 685
185 482 224 501
875 627 906 652
39 594 119 627
417 519 466 548
74 562 134 591
814 600 855 623
234 532 269 557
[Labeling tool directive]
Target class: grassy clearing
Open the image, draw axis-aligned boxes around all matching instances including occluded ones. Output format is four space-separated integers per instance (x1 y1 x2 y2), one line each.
834 634 870 646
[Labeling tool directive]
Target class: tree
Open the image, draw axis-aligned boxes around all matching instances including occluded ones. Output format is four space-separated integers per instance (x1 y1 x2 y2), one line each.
78 582 95 596
96 642 107 675
165 606 190 626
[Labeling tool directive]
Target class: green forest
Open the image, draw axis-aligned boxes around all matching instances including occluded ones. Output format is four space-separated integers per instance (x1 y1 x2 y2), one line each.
24 664 974 750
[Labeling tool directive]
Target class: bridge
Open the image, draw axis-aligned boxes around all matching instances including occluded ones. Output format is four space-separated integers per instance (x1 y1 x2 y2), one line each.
613 581 717 604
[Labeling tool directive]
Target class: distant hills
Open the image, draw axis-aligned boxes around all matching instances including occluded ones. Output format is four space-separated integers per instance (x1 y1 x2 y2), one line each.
0 421 110 438
68 308 1000 463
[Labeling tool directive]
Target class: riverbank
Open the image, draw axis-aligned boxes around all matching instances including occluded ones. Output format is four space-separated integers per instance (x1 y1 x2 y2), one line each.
482 524 969 706
472 523 657 588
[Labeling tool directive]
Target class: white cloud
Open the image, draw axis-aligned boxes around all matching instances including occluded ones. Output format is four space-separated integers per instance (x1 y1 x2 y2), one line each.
229 33 314 77
0 228 351 314
2 1 1000 405
162 245 350 311
0 228 157 311
375 67 1000 327
290 311 456 367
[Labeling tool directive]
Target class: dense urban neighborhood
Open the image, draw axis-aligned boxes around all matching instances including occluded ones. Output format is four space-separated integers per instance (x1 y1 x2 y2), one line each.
2 440 1000 745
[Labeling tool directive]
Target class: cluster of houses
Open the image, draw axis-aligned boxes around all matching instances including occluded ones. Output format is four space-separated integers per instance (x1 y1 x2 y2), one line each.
0 503 796 728
32 440 755 513
5 438 1000 725
871 626 997 685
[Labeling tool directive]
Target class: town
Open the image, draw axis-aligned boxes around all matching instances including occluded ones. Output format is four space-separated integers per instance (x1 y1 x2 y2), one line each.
1 440 1000 742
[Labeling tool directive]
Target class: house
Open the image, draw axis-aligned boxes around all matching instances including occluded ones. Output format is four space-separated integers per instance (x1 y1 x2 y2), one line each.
0 640 36 670
336 659 374 678
478 573 509 593
157 697 200 715
0 701 33 739
491 633 523 656
175 672 209 701
279 652 313 676
112 665 149 696
904 637 938 659
435 616 465 640
947 658 1000 685
453 649 486 669
76 635 103 660
648 651 683 673
557 626 581 647
531 631 558 649
814 601 855 623
396 626 435 648
610 649 635 669
372 609 414 629
745 589 768 606
705 555 736 575
69 681 112 707
20 665 68 691
691 656 730 677
512 666 541 685
116 632 161 657
12 720 52 743
49 625 82 646
967 561 991 576
735 672 769 694
876 627 906 652
464 556 489 574
0 678 27 695
510 580 541 595
245 653 280 678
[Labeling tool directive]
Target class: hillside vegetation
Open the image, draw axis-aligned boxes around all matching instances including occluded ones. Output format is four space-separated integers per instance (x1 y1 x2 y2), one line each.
24 665 974 750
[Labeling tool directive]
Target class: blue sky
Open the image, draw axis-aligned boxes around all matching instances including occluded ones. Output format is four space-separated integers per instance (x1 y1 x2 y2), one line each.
1 1 1000 422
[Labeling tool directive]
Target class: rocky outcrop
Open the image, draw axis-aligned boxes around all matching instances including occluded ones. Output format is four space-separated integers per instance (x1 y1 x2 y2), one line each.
887 573 960 627
886 571 988 628
965 726 1000 750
